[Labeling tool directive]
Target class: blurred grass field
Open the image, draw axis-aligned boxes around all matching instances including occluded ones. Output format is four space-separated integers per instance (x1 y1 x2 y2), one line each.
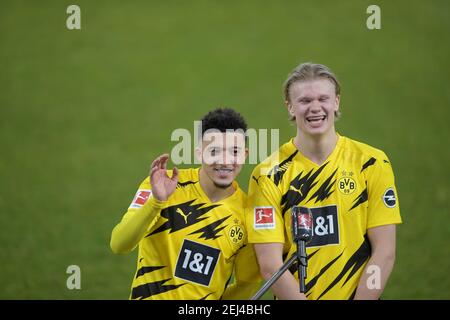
0 0 449 299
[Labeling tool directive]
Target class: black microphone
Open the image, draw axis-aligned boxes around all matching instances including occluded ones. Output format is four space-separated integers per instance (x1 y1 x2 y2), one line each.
291 206 313 293
250 206 314 300
291 206 313 243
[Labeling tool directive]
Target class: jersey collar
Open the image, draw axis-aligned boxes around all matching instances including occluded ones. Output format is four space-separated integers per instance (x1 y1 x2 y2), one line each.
288 133 345 167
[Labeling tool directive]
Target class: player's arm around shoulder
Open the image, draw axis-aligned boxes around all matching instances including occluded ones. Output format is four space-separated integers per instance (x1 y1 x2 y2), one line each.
110 154 177 254
221 243 262 300
221 189 263 300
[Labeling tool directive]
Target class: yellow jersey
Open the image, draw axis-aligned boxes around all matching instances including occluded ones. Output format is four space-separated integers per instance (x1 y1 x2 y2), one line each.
115 168 260 300
246 135 402 299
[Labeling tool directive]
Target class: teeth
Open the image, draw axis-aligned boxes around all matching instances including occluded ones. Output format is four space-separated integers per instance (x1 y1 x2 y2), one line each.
307 116 326 122
214 168 232 172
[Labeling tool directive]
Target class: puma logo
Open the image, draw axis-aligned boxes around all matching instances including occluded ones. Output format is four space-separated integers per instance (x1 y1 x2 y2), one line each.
290 184 303 196
252 175 262 185
176 208 193 224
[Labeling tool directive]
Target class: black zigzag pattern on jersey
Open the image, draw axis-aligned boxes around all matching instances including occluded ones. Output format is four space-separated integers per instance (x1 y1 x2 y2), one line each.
341 235 372 287
267 150 298 186
131 278 185 300
350 186 368 210
177 180 198 188
135 265 165 278
361 157 376 172
348 287 357 300
219 274 233 300
281 162 328 215
189 215 231 240
147 200 221 236
316 235 371 300
308 168 338 204
305 251 344 297
288 249 320 275
199 293 213 300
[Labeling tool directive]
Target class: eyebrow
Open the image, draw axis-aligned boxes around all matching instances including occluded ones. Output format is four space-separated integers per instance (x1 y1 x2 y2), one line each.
298 94 330 100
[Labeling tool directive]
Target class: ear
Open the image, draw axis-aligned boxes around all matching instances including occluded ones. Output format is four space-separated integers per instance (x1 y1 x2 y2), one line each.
195 145 202 164
334 95 340 113
285 100 295 116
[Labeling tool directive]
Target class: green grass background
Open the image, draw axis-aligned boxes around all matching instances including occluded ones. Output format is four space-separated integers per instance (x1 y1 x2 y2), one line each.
0 0 449 299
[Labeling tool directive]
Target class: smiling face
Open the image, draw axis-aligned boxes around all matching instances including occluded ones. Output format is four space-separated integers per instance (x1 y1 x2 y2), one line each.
287 79 340 137
197 131 247 189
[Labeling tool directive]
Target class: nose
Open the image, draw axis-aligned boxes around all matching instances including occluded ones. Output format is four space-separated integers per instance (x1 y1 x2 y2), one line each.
221 151 241 166
211 153 231 165
222 153 237 165
310 99 322 112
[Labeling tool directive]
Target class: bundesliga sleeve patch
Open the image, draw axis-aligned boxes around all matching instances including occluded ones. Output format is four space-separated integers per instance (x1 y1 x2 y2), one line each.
129 189 152 209
254 207 275 230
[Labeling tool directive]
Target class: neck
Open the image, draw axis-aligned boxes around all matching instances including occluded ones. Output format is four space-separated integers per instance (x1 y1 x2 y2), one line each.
198 168 235 203
293 129 338 165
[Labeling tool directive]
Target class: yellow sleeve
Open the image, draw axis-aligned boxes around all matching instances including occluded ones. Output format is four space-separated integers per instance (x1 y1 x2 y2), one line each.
221 244 262 300
110 178 167 254
366 154 402 229
245 167 285 244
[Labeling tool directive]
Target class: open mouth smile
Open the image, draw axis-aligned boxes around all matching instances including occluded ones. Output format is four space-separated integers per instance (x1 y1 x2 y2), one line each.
214 168 233 173
306 115 326 122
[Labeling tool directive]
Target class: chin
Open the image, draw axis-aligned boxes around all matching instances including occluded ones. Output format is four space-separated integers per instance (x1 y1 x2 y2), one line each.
308 128 328 136
303 123 332 136
213 180 233 189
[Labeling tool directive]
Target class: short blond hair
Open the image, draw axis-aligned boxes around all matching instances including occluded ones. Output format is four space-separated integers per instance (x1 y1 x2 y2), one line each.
283 62 341 119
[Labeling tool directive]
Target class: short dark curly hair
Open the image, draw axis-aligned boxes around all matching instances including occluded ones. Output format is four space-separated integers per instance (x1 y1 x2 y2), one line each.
199 107 247 139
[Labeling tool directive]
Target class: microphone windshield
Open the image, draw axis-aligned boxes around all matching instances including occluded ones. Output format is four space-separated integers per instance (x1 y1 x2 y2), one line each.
291 206 313 243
